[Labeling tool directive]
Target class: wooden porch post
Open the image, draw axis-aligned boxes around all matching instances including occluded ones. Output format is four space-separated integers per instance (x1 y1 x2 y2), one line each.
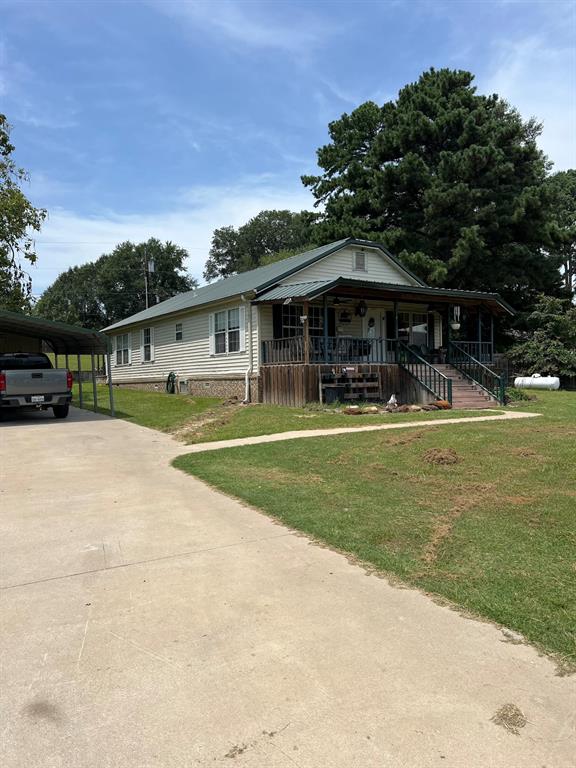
323 294 329 364
478 308 482 345
303 300 310 365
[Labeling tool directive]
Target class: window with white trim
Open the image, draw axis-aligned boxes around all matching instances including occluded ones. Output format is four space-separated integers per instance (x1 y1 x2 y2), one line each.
175 322 183 342
115 333 130 366
141 327 154 362
353 251 367 272
211 306 245 355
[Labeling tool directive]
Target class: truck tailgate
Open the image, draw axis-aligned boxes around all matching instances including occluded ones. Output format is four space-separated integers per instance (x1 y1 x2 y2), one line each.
4 369 69 396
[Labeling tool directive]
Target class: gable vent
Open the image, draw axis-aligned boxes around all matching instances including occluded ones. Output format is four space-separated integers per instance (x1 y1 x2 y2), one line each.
353 251 367 272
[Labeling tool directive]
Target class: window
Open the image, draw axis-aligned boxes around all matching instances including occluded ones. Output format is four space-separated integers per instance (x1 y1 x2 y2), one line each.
353 251 367 272
141 327 154 362
211 306 244 355
175 323 183 342
411 313 428 348
281 304 323 337
398 311 428 348
115 334 130 365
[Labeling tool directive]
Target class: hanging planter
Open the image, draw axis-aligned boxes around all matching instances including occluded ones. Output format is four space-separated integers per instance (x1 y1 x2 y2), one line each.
450 321 461 331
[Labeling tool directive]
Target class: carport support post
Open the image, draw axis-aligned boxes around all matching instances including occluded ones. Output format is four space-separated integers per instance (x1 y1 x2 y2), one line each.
90 350 98 411
106 351 115 417
77 353 84 408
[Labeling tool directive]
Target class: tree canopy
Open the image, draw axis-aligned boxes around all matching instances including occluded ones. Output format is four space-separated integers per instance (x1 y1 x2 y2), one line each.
302 68 563 309
544 170 576 299
0 114 47 311
35 238 197 327
203 209 317 281
509 296 576 377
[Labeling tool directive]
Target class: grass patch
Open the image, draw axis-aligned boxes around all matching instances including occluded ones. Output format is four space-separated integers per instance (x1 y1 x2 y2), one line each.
183 403 493 443
72 383 220 432
174 391 576 664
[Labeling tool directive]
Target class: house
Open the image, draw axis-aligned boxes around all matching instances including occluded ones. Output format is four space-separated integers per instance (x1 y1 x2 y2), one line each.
102 238 513 407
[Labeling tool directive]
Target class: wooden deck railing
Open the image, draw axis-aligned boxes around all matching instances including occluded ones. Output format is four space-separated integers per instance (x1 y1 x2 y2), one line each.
261 337 398 365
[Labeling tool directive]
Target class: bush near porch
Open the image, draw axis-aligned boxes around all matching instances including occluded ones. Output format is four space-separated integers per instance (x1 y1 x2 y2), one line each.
174 391 576 666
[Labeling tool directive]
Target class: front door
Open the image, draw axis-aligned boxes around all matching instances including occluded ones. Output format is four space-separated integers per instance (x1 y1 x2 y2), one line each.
363 310 389 361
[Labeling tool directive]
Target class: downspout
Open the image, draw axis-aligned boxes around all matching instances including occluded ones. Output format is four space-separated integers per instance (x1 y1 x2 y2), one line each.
241 293 255 403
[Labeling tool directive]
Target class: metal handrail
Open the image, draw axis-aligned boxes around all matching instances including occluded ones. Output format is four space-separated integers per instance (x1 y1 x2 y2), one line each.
448 342 506 404
397 341 452 404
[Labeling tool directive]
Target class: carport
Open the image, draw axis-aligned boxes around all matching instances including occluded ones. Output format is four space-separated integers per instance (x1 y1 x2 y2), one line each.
0 309 115 416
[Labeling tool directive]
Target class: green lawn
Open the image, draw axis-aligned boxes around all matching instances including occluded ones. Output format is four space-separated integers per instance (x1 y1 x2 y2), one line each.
174 391 576 665
74 383 495 440
72 384 221 432
184 403 493 443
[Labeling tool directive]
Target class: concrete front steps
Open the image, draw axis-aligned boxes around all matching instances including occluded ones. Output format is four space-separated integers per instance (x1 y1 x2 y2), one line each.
434 364 500 409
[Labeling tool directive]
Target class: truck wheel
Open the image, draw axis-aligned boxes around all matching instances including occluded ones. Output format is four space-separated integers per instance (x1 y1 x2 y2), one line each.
53 404 69 419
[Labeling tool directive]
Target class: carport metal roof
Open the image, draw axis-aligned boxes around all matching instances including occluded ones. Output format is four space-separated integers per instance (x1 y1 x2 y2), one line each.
0 310 110 354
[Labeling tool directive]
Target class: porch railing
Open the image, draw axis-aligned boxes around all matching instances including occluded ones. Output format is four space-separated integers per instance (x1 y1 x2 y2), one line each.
451 341 493 363
448 342 506 404
310 337 397 364
397 341 452 404
261 336 305 364
261 337 398 365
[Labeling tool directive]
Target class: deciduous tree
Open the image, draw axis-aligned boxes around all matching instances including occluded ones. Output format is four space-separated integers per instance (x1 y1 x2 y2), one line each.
35 238 197 327
0 114 47 311
203 210 317 281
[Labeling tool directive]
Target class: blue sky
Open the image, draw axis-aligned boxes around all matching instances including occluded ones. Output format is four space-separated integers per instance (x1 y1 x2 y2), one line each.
1 0 575 295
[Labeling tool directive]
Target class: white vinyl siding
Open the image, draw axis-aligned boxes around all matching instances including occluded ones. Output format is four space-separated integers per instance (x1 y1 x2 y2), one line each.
108 300 253 382
281 245 419 286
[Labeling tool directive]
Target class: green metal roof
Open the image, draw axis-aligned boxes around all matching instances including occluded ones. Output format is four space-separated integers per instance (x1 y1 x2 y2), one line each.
0 309 110 354
254 277 515 315
102 238 426 332
253 281 333 301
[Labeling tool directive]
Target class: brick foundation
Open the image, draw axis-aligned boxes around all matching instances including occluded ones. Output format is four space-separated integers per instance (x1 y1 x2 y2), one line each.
186 376 261 402
113 376 262 402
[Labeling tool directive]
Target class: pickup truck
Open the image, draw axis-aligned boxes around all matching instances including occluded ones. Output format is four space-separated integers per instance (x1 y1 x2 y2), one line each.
0 353 73 419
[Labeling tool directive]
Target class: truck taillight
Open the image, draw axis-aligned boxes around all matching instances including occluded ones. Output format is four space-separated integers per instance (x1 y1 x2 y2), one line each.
0 372 5 393
67 371 73 390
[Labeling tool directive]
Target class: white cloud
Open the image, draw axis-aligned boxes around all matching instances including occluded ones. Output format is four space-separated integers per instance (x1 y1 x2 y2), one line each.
148 0 337 57
30 178 315 295
480 36 576 171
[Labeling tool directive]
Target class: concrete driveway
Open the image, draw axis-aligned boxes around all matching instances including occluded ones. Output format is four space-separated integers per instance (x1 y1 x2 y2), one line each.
1 408 574 767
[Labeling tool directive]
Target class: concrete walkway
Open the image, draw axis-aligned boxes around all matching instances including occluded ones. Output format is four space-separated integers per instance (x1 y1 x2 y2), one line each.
1 408 573 768
178 409 539 454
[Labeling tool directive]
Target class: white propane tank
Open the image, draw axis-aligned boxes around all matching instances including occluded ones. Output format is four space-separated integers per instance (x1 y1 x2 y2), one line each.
514 373 560 390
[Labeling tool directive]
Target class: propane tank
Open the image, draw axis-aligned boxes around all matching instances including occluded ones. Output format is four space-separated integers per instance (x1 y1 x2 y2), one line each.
514 373 560 390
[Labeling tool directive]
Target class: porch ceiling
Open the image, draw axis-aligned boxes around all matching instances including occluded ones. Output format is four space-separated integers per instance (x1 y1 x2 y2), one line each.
254 278 515 315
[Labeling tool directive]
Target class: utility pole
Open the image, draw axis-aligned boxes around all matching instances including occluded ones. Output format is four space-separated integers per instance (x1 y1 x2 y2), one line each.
143 247 155 310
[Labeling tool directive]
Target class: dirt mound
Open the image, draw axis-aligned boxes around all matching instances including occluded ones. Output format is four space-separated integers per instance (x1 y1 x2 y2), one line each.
423 448 461 465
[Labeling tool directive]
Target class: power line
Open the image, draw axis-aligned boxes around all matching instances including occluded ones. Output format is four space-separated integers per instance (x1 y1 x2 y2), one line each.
34 240 208 249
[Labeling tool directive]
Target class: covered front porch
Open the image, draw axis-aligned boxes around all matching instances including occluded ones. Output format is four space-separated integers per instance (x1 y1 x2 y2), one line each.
258 278 509 367
255 278 513 407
